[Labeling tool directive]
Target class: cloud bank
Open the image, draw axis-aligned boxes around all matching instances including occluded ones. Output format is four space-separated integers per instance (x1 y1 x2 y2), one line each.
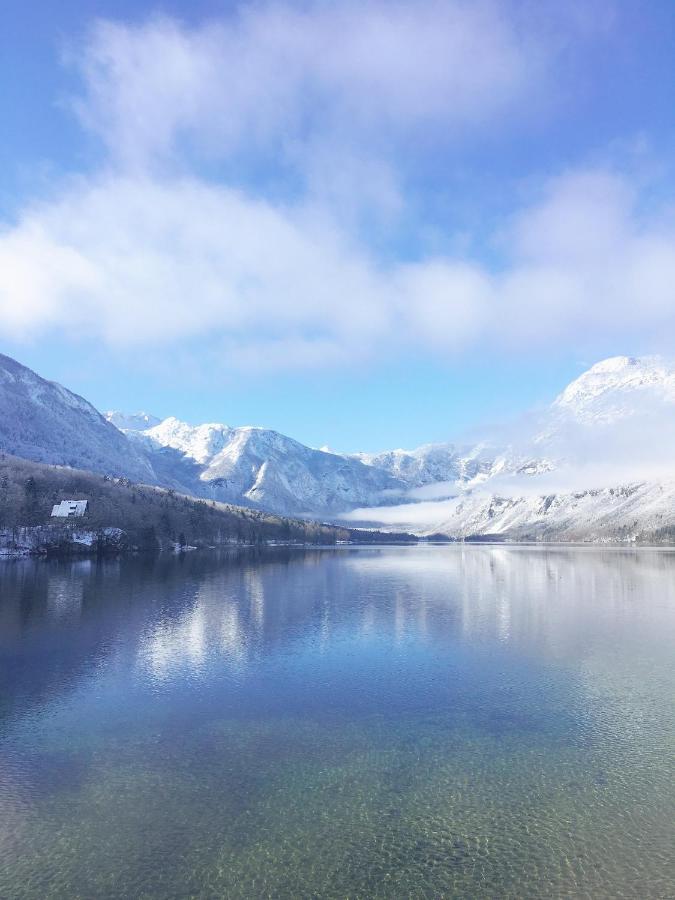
3 167 674 370
2 1 673 373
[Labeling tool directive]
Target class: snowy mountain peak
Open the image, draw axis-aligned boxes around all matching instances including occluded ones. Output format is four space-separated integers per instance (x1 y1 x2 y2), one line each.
143 417 234 465
124 413 405 515
552 355 675 423
588 355 641 374
4 349 675 534
105 410 162 431
353 442 500 489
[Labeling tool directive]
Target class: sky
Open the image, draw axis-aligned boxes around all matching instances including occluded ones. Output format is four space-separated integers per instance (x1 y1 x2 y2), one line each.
1 0 675 452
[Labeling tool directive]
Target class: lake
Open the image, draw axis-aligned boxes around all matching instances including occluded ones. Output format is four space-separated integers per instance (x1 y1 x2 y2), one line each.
0 545 674 898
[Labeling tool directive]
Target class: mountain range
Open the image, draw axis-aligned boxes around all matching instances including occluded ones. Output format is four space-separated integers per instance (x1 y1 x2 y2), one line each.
1 350 674 541
119 415 403 516
342 356 675 539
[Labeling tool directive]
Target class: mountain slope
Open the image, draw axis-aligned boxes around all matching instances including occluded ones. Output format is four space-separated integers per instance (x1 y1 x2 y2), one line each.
0 452 364 551
105 410 161 431
448 479 675 542
345 356 675 540
352 442 500 488
124 417 406 516
550 355 675 424
356 480 674 542
4 350 675 541
0 354 156 482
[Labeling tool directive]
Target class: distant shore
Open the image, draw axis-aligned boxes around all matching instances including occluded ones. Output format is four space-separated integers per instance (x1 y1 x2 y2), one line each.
0 522 420 560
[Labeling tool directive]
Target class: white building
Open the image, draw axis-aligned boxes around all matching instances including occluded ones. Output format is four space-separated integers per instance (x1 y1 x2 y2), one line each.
51 500 88 518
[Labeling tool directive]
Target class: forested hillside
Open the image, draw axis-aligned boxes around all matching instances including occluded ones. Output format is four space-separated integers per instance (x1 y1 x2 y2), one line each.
0 453 348 550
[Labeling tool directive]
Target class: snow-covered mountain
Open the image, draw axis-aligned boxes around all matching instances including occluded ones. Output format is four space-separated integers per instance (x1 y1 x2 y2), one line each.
429 480 675 542
104 353 675 534
352 442 499 488
0 353 405 517
122 416 405 516
345 356 675 540
352 442 555 493
345 479 675 542
3 351 675 539
549 355 675 424
349 357 675 497
105 410 161 431
0 354 156 483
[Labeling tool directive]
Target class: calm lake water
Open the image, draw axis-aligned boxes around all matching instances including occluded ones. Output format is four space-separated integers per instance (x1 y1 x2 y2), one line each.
0 545 674 899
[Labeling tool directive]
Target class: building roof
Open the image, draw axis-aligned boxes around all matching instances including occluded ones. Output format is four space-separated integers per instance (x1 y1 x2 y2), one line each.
51 499 88 517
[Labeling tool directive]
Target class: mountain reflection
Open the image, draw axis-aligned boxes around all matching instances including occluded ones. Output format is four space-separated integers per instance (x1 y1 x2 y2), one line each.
2 546 675 726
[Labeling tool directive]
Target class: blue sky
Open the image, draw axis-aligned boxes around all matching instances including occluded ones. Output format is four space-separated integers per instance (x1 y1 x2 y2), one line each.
1 0 675 451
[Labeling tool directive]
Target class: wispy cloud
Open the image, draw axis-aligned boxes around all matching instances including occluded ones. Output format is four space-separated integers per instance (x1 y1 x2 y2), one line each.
69 3 552 171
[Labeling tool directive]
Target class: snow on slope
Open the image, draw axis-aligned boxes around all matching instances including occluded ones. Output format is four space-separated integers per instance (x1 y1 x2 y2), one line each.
0 354 156 482
123 417 406 516
105 410 161 431
353 442 556 494
435 479 675 541
353 357 675 494
345 356 675 539
99 353 675 536
352 442 500 487
347 480 674 541
551 355 675 423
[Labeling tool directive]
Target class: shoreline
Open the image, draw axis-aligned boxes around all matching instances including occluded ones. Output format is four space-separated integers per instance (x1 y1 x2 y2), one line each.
3 533 675 562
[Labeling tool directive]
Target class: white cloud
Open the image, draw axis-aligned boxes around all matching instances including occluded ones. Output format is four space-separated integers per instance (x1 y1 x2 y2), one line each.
343 496 460 529
0 175 396 352
496 170 675 346
3 4 673 374
397 261 492 349
2 167 674 370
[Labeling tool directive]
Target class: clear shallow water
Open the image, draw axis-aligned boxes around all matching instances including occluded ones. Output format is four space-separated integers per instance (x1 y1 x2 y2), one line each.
0 545 673 899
